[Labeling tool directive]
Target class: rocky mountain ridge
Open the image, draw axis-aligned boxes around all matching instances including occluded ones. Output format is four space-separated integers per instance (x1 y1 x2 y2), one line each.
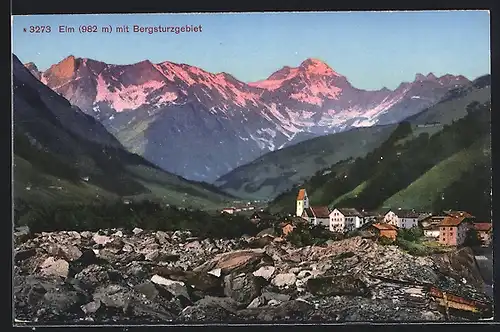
24 55 471 182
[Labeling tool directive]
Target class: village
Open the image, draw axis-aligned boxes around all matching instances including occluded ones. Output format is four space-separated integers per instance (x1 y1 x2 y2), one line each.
220 188 493 248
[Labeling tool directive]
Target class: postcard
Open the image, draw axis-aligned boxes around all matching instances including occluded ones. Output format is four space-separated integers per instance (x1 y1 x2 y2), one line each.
11 11 492 325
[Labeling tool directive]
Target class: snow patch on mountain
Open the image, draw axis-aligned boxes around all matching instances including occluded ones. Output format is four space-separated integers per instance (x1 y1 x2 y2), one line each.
95 74 166 112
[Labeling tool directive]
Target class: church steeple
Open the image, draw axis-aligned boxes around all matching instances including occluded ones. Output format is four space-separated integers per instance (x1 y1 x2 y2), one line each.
296 188 309 217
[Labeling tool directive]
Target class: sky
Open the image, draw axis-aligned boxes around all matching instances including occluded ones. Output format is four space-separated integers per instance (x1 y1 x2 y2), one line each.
12 11 490 90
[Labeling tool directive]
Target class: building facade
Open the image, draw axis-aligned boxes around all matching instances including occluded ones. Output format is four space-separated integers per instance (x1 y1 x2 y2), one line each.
384 209 420 229
438 212 474 246
302 206 330 228
329 208 364 232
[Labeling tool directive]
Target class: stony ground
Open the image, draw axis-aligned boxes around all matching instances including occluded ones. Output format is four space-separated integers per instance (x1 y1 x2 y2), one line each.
13 227 493 324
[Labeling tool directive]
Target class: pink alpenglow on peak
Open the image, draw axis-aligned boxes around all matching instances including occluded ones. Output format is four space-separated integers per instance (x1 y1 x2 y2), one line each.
248 58 341 91
298 58 342 77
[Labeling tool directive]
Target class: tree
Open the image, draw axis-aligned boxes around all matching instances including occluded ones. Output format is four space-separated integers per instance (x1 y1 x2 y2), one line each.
463 228 483 247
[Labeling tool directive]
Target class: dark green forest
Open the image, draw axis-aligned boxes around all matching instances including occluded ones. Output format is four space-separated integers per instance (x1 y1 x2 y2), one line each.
14 199 259 239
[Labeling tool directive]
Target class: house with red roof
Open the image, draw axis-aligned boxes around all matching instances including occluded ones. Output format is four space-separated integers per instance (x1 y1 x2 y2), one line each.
368 223 398 240
473 223 492 246
301 206 330 228
438 211 475 246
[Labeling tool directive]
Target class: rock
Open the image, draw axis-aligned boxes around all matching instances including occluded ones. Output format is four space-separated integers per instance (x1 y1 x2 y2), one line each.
297 270 312 279
194 249 272 275
185 240 201 249
172 230 192 242
128 262 148 278
45 243 63 256
208 268 222 277
92 234 112 246
112 230 123 237
122 244 134 252
43 289 85 313
25 282 47 306
155 231 170 242
223 273 263 306
107 237 125 251
268 299 280 306
81 300 101 315
97 248 118 263
14 248 36 262
247 297 263 308
134 282 159 300
248 235 274 248
132 228 144 235
271 273 296 288
74 264 109 288
40 257 69 278
306 275 370 296
151 275 190 300
179 296 239 321
80 231 92 239
145 250 161 262
76 248 99 266
185 272 223 294
261 291 291 303
238 299 314 321
93 284 130 310
60 245 83 262
253 266 276 280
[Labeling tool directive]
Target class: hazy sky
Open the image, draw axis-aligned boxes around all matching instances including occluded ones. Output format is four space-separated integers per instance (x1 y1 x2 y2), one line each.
12 11 490 90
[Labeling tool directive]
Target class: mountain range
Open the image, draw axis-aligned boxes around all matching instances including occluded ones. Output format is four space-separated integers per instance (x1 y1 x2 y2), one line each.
216 75 492 200
25 56 470 182
12 54 233 211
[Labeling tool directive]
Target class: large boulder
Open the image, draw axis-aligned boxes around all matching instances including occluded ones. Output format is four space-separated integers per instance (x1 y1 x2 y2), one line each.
223 273 264 306
193 249 273 276
39 257 69 279
306 275 370 296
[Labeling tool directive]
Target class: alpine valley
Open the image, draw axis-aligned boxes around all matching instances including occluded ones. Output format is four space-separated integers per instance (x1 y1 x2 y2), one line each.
25 55 471 183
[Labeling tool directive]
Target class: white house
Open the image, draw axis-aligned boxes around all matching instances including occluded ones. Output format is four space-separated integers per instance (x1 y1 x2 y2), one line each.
302 206 330 228
419 213 445 238
296 188 310 217
423 225 441 238
384 209 420 229
329 208 364 232
221 207 235 214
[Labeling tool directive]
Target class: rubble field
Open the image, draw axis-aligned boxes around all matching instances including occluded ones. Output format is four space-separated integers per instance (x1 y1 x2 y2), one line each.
13 228 493 324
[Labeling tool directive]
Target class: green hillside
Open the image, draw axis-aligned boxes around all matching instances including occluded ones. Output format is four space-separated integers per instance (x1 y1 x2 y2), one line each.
13 134 233 212
270 98 491 220
383 135 491 210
